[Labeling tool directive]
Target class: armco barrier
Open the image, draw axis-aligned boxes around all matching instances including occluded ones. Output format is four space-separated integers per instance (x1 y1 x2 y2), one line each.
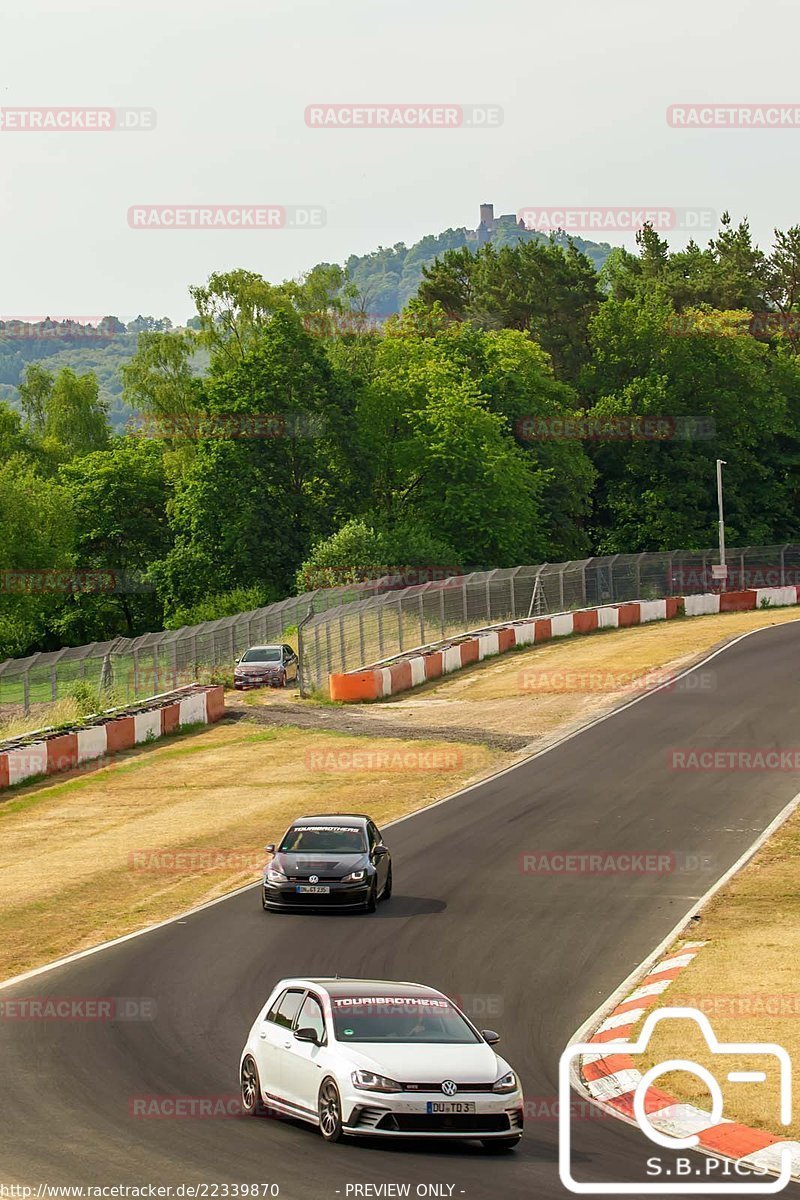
327 587 800 702
0 684 225 792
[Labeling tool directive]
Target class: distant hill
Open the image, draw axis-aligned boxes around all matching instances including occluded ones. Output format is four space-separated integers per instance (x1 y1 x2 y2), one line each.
0 209 613 428
341 207 613 315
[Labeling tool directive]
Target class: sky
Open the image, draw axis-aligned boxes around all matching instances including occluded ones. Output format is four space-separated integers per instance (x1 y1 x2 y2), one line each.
2 0 799 323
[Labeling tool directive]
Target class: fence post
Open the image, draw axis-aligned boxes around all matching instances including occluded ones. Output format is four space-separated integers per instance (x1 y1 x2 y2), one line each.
377 604 385 657
418 593 425 645
297 605 314 698
358 609 365 666
133 648 140 696
462 578 468 627
440 587 446 636
397 599 404 651
23 670 30 713
51 666 58 701
559 566 565 611
781 545 787 586
485 576 492 624
339 614 347 672
153 647 159 694
510 574 516 619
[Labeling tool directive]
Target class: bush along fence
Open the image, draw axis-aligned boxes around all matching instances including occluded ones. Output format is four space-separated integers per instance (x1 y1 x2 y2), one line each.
327 587 798 702
0 684 225 791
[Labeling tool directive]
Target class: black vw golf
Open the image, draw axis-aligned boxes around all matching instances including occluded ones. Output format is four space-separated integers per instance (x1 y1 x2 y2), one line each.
262 814 392 913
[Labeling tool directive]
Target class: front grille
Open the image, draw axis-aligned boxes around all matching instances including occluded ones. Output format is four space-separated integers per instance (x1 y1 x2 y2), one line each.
402 1082 496 1093
377 1113 512 1134
352 1106 387 1129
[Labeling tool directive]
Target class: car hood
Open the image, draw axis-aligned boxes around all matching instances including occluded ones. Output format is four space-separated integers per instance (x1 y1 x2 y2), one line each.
341 1041 508 1084
271 851 368 878
235 662 282 673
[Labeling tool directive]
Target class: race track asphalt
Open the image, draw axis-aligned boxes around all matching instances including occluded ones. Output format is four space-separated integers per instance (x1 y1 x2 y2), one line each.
3 621 800 1200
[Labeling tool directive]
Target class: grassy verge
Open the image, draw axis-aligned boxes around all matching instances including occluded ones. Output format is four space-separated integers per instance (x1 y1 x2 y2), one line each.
0 721 497 981
623 801 800 1140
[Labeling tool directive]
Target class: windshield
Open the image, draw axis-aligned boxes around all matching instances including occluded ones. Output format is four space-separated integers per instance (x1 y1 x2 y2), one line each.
279 826 367 854
331 997 481 1043
241 648 281 663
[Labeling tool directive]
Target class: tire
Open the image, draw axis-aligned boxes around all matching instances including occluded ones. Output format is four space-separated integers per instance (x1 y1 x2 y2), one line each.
279 671 287 688
364 879 378 913
318 1078 344 1142
481 1136 521 1152
381 863 392 901
240 1055 267 1116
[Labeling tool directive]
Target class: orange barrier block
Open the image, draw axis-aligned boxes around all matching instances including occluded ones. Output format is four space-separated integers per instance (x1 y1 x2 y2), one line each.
617 603 641 627
106 717 135 754
460 639 480 666
573 609 599 634
329 671 381 702
389 660 413 694
47 732 78 774
497 627 516 653
160 704 181 735
665 596 683 619
423 651 443 680
0 754 8 790
720 589 757 612
205 684 226 721
534 618 552 642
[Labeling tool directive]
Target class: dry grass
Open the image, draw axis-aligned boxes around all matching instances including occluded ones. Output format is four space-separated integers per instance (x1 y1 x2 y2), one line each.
628 803 800 1139
0 721 497 981
0 697 86 740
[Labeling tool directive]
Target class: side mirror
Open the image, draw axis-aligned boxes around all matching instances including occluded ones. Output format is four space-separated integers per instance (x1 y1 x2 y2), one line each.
294 1027 320 1045
235 657 241 665
481 1029 501 1045
265 844 275 854
374 843 388 857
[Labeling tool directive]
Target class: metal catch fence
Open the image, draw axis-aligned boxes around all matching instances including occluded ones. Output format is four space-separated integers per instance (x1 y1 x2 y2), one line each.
298 544 800 694
3 543 800 711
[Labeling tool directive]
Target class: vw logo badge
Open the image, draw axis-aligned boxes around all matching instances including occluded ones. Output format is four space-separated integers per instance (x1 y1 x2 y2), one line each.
441 1079 457 1097
309 875 319 884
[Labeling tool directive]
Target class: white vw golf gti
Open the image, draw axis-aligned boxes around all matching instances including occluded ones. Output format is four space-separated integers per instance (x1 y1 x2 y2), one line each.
239 978 524 1149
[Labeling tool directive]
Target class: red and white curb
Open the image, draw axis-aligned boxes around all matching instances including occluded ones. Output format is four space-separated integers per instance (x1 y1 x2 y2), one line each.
0 684 225 792
578 941 800 1179
329 586 800 701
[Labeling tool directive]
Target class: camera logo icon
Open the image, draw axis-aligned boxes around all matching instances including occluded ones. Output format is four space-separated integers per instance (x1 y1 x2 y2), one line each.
559 1007 794 1193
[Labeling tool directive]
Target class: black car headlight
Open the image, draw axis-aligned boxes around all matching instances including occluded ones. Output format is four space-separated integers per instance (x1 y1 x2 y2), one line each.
492 1070 518 1094
351 1069 402 1093
343 869 366 882
265 865 287 883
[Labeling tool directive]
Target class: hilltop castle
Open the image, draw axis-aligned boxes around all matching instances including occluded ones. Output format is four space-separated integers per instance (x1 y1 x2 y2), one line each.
472 202 526 245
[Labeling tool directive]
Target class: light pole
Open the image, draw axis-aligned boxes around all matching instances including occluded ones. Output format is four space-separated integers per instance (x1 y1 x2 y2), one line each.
716 458 727 589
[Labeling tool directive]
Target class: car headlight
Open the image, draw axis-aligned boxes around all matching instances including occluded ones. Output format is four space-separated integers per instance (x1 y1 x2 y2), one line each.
351 1069 402 1093
344 869 366 882
266 866 287 883
492 1071 518 1094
